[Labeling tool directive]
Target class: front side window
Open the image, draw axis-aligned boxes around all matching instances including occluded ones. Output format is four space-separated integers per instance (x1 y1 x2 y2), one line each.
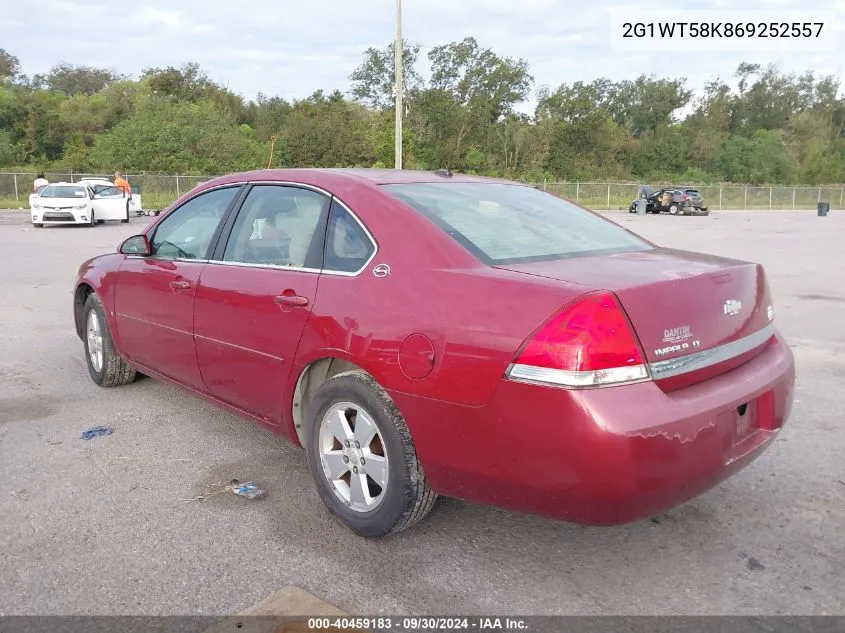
384 183 652 265
150 186 239 259
92 185 122 197
323 201 375 274
222 185 330 268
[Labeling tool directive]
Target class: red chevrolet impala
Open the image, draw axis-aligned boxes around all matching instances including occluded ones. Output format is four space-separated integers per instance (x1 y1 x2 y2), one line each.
73 169 795 537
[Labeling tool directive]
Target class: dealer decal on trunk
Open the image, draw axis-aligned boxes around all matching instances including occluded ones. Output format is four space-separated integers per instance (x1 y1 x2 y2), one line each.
655 325 701 357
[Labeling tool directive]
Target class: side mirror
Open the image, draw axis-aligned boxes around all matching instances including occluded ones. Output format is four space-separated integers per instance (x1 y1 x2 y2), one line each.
120 234 151 256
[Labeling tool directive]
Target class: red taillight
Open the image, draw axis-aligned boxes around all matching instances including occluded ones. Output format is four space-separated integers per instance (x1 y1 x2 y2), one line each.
507 292 650 388
684 195 690 201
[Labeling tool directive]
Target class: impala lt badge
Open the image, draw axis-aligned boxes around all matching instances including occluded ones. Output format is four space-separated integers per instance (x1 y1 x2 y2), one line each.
723 299 742 316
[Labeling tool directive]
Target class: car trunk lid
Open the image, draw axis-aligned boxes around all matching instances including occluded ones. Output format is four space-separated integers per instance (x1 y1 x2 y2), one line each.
496 247 775 390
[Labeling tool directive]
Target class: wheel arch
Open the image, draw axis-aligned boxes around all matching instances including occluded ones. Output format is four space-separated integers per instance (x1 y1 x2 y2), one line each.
74 282 96 340
291 356 375 448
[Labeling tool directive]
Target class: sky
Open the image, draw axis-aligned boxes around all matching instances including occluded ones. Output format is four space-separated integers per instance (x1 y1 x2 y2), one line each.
5 0 844 113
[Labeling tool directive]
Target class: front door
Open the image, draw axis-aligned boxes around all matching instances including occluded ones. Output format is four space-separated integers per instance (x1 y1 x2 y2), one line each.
113 186 242 388
193 184 330 424
91 184 129 221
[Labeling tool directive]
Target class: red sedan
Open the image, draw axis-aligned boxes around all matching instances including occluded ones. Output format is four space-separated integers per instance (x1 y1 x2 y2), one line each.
73 169 795 538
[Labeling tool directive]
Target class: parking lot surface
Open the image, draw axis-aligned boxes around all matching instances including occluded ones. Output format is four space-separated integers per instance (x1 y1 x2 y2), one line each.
0 209 843 616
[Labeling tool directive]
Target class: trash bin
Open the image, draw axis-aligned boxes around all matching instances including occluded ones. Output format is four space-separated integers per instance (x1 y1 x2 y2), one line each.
636 199 647 215
817 202 829 216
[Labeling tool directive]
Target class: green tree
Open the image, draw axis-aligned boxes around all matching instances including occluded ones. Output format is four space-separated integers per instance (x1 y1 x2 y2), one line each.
0 49 22 85
90 96 266 172
35 63 125 96
349 40 423 109
428 37 532 124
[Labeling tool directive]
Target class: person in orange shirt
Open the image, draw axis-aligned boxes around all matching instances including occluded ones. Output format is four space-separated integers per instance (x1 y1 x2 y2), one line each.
114 171 132 198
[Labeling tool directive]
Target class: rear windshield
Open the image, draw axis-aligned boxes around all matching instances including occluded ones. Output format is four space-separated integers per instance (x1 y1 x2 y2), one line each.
40 185 87 199
383 183 652 264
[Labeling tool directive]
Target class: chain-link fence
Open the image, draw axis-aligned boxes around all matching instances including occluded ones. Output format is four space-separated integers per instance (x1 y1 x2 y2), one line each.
0 172 215 209
2 171 844 211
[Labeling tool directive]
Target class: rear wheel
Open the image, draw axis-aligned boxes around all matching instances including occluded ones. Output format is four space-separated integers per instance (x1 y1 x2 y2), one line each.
305 370 437 538
669 204 679 215
82 293 136 387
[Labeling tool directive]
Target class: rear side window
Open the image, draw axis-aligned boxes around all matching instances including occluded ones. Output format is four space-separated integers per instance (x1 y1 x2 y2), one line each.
323 201 375 274
383 183 651 265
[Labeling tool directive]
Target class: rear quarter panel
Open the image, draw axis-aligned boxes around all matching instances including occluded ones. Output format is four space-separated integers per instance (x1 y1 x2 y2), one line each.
293 182 592 407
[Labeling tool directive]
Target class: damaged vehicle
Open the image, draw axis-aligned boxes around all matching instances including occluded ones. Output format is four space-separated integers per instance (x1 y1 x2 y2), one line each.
73 168 792 538
630 185 709 215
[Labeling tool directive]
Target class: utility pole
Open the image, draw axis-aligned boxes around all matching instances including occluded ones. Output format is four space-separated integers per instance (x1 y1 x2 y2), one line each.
394 0 403 170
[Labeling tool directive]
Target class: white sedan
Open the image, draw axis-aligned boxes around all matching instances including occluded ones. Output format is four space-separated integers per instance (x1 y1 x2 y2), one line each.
30 182 132 227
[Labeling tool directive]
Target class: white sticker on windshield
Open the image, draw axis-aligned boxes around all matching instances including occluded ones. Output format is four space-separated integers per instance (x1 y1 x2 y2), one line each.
74 191 85 196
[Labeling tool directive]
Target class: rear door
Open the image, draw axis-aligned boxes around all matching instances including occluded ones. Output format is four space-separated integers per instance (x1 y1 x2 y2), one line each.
91 184 129 221
193 184 330 424
113 185 243 388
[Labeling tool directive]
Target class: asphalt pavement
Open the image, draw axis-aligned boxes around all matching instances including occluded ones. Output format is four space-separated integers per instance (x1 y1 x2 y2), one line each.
0 209 843 616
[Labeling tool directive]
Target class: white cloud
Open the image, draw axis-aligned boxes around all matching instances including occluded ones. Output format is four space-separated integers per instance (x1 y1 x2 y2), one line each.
132 7 182 27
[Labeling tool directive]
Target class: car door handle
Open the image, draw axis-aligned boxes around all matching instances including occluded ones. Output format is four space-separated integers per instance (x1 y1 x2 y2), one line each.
274 294 309 307
169 280 191 290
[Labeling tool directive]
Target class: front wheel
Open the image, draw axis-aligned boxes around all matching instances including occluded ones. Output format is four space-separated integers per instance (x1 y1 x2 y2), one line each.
305 370 437 538
82 293 136 387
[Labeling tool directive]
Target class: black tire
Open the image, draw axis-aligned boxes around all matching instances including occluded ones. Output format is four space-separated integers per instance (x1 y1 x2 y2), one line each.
669 204 679 215
33 223 43 228
305 370 437 538
82 293 136 387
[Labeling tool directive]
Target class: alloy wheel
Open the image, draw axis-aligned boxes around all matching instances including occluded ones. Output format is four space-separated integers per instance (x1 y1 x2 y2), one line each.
318 401 389 513
86 310 104 373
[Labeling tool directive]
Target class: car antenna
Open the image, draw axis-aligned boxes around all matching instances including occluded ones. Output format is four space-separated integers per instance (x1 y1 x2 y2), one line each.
433 168 453 177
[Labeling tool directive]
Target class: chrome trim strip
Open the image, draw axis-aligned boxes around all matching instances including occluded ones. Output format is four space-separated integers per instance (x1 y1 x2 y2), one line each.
649 323 776 380
125 255 209 263
204 259 322 275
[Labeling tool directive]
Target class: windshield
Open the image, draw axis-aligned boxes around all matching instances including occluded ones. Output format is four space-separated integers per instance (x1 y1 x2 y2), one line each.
39 185 88 199
383 183 652 265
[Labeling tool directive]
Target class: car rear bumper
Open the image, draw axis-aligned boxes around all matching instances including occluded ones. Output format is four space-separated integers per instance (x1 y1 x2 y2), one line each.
394 330 795 525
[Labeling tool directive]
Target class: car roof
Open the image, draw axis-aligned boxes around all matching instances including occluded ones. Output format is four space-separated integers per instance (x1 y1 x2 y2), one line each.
199 168 516 189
